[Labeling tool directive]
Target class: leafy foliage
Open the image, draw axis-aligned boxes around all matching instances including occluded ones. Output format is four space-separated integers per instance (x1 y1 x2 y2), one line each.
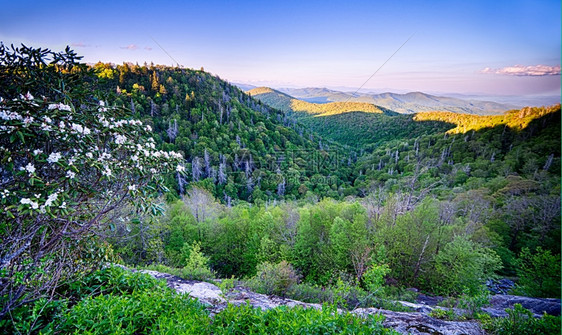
212 303 396 334
0 44 182 320
481 303 561 335
513 247 561 298
248 261 299 297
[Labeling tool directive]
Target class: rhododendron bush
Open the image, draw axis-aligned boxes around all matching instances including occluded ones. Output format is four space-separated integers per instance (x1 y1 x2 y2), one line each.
0 44 185 319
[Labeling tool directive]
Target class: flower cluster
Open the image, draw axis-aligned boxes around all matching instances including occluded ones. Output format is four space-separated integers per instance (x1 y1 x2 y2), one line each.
0 95 185 218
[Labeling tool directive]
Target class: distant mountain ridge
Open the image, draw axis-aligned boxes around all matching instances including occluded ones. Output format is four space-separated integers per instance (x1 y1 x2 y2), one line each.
277 87 517 115
247 87 395 116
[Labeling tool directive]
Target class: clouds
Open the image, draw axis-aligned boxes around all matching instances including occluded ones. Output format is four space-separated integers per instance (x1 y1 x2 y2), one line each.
120 44 139 50
481 64 561 76
71 42 89 47
119 44 152 51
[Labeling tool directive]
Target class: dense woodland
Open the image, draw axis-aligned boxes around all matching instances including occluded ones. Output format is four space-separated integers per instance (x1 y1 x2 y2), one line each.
1 45 560 334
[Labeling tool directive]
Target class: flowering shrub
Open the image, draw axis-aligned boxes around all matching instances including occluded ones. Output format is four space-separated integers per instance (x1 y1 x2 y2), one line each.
0 44 185 319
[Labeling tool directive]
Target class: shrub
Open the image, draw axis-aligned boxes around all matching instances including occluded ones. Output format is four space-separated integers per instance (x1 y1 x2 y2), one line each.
457 286 490 318
40 268 398 335
481 303 561 335
249 261 299 297
429 308 461 321
513 247 561 298
212 303 398 334
0 266 164 333
0 44 183 320
59 289 211 334
432 236 501 296
181 241 214 281
362 264 391 294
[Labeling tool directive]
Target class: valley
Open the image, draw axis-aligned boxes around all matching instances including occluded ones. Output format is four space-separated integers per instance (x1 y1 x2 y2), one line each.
1 44 560 335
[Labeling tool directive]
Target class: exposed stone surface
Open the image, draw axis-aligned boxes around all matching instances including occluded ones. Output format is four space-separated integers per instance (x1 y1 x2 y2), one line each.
396 301 434 314
136 268 561 335
138 270 225 305
223 286 322 311
487 294 561 317
354 308 485 335
416 293 444 306
138 268 485 334
486 278 515 295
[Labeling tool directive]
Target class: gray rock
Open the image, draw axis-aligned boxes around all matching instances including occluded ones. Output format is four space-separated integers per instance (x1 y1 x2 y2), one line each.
353 308 485 335
138 270 225 305
397 301 435 314
488 294 561 316
486 279 515 295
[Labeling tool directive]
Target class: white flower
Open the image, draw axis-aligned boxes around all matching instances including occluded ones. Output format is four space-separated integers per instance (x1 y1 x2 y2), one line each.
98 152 111 161
48 103 72 111
40 123 52 131
150 168 157 174
176 165 185 173
99 100 105 107
131 155 138 162
23 92 34 100
44 192 58 207
115 134 127 145
0 110 23 121
66 170 76 179
21 198 39 209
59 202 67 209
86 152 93 159
71 123 84 134
1 189 9 199
128 184 137 191
33 149 43 155
20 163 36 174
101 166 112 177
43 116 52 123
47 152 62 164
23 116 34 126
145 125 152 132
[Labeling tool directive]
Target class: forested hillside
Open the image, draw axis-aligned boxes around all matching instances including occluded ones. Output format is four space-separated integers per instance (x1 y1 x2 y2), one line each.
93 63 357 202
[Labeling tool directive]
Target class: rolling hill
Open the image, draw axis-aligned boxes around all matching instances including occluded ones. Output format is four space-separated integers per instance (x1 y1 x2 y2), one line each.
247 87 395 116
248 87 454 147
277 87 517 115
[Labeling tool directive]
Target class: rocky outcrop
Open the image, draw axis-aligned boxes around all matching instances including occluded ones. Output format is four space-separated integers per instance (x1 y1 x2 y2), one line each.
137 268 485 334
138 270 225 305
486 294 561 317
354 308 485 335
136 268 560 335
486 278 515 295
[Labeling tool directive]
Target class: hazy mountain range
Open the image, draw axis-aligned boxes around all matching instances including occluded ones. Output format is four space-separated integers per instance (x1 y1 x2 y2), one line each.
236 83 558 115
275 87 517 115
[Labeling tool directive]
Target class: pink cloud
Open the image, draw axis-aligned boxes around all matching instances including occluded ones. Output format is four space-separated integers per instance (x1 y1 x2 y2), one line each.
144 46 153 51
481 64 561 76
71 42 89 47
120 44 139 50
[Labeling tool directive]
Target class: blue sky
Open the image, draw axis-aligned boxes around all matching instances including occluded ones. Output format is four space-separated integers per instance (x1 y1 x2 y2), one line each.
1 0 560 96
